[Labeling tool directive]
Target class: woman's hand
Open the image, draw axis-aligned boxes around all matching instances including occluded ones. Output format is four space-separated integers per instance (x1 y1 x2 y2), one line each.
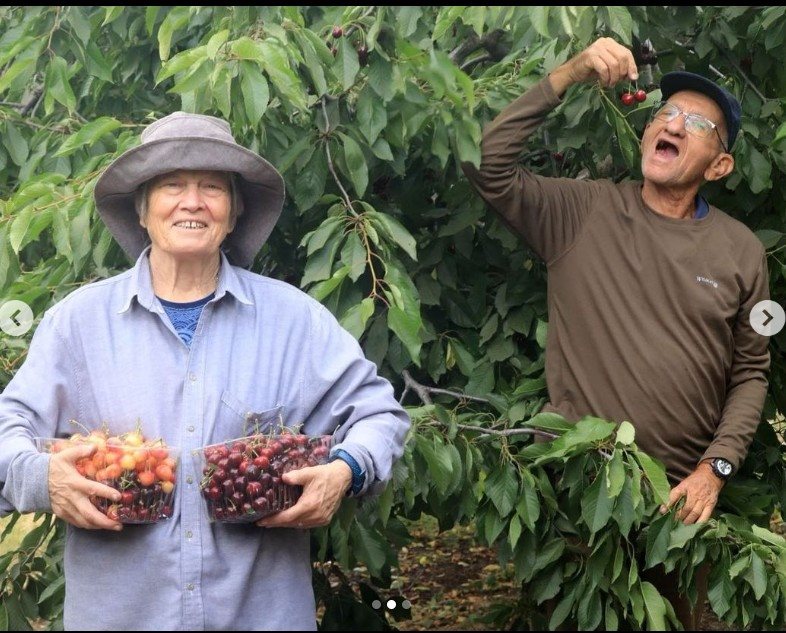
48 443 123 531
256 460 353 529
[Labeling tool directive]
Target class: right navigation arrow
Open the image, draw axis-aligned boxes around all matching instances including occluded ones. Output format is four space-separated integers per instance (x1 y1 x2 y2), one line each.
763 310 773 327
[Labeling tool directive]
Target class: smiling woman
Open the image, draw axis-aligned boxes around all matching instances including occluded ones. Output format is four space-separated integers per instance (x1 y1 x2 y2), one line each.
0 109 410 631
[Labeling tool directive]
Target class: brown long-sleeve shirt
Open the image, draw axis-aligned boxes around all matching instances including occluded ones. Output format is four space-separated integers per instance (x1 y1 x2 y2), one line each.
463 77 771 483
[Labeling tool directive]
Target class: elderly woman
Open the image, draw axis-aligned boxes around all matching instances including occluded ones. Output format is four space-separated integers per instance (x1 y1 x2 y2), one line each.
0 112 410 630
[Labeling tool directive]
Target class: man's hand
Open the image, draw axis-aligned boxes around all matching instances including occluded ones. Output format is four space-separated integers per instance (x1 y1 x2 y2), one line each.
49 443 122 531
660 461 723 524
256 460 353 530
549 37 639 97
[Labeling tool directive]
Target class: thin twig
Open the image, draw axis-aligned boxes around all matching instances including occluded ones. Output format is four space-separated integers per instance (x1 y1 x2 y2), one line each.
321 96 358 218
455 423 558 440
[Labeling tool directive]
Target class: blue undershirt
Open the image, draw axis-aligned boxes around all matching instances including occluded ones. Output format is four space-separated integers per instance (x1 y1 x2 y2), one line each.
157 292 214 348
694 195 709 219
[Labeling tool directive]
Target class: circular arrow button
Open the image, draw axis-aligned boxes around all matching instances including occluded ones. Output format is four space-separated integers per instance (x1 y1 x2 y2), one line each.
750 300 785 337
0 300 34 337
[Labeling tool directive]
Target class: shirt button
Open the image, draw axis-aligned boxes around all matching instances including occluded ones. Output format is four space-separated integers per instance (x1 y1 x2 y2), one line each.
188 373 197 382
186 530 193 539
187 425 195 433
186 476 193 484
186 583 195 591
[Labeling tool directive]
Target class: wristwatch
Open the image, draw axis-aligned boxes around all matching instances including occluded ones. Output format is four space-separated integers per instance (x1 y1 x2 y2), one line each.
709 457 733 480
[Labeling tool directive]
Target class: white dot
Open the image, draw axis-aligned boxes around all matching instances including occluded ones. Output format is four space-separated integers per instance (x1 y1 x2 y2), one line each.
386 599 396 609
402 600 411 609
371 600 381 609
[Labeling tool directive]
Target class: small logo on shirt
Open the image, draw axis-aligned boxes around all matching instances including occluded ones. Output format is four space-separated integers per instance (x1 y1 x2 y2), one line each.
696 276 718 289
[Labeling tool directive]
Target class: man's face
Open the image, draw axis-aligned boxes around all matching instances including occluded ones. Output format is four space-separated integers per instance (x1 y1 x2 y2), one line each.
640 90 729 189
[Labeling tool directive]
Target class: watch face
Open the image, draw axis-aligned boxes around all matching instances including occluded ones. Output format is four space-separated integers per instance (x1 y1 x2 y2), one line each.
714 459 733 477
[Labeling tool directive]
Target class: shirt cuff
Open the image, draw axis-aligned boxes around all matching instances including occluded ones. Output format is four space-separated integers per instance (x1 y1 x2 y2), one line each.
329 449 365 496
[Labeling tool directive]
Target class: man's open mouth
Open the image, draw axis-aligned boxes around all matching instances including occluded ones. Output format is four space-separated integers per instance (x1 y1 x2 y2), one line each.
655 139 680 158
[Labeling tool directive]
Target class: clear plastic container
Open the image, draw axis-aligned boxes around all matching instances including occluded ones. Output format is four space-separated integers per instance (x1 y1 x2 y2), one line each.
35 436 179 524
194 431 332 523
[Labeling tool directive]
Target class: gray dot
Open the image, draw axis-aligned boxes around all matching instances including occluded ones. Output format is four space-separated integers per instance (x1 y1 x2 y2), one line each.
402 600 411 610
386 599 396 609
371 600 381 609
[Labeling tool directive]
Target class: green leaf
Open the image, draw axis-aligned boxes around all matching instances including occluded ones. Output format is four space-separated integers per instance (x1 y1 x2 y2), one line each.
516 483 540 530
308 266 349 302
634 451 670 505
606 450 625 498
4 122 28 167
340 231 366 282
340 297 375 339
613 476 636 535
301 230 342 287
52 207 73 262
157 6 189 61
604 6 633 44
667 521 703 550
357 88 388 145
485 463 518 517
535 319 548 348
0 57 35 94
336 133 368 198
351 522 388 577
743 552 768 600
333 37 360 91
240 61 270 123
644 514 672 569
302 215 343 256
508 514 523 549
388 305 422 365
526 411 573 433
615 420 635 445
639 581 667 630
756 229 783 249
366 210 418 261
37 573 65 604
581 470 614 535
55 117 122 157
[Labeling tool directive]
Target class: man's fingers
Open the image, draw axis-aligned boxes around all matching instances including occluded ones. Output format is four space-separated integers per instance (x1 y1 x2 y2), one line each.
697 504 714 524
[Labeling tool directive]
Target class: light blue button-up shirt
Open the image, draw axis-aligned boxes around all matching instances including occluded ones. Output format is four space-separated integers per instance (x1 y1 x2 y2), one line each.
0 246 410 631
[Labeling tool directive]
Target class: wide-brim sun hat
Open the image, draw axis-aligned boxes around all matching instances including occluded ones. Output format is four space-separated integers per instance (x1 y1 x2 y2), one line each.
660 71 741 151
94 111 285 268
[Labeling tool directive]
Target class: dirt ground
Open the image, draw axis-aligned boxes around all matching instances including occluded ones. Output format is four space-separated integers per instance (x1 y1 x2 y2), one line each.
349 517 742 631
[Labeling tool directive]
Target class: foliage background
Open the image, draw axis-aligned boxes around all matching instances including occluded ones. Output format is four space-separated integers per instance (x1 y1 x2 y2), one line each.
0 5 785 630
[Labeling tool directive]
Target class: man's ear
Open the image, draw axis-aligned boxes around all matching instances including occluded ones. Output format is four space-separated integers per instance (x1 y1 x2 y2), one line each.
704 152 734 182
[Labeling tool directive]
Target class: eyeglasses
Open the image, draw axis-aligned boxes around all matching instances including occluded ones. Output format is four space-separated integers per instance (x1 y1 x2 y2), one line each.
650 102 728 153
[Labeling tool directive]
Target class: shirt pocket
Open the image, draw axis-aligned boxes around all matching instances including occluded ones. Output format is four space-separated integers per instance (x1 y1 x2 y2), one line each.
217 390 284 439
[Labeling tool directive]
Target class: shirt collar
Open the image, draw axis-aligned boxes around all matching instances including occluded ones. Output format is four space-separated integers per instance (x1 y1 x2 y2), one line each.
117 246 254 315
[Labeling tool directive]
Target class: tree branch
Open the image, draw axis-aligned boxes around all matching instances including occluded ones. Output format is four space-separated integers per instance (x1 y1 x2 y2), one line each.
455 423 558 440
402 369 490 405
321 96 358 218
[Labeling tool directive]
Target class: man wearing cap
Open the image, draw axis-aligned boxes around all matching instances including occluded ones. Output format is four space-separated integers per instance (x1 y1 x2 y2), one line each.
0 112 410 630
463 37 770 628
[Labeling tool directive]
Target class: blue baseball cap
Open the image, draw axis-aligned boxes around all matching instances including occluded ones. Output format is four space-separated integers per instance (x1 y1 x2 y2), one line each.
660 71 741 150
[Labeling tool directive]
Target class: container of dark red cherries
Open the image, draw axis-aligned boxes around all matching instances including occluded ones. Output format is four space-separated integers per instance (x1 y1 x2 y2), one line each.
195 424 332 523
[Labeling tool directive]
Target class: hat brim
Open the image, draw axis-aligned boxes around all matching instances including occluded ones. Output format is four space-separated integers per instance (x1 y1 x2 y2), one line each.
94 137 285 268
660 71 740 150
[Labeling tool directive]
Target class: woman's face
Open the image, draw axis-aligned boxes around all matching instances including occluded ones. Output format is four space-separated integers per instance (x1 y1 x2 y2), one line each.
141 169 234 259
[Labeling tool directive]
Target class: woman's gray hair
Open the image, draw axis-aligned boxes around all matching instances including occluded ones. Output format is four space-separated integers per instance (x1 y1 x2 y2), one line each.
134 172 244 228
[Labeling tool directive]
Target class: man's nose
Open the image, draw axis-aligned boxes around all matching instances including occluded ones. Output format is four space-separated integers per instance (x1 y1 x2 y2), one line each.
664 112 687 136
